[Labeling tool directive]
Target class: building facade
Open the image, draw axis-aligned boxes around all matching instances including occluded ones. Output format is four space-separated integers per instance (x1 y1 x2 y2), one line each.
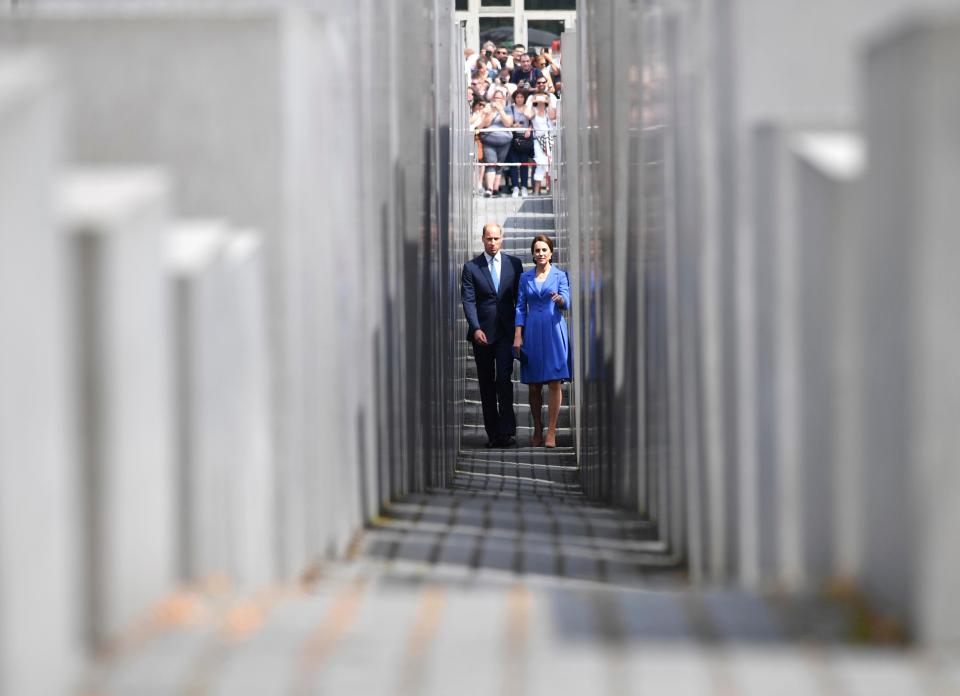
455 0 576 53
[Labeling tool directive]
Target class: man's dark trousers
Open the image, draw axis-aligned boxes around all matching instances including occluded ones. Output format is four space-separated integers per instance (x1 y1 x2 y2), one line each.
472 338 516 442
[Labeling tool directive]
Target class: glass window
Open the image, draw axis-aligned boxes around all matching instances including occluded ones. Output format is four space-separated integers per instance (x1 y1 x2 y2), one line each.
527 19 565 51
455 0 467 10
481 0 512 7
479 17 514 48
524 0 576 9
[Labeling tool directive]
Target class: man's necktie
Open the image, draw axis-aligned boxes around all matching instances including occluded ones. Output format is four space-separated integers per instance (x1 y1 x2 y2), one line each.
490 256 499 292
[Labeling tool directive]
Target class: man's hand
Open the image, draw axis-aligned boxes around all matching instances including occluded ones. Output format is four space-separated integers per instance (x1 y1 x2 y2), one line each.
473 329 489 345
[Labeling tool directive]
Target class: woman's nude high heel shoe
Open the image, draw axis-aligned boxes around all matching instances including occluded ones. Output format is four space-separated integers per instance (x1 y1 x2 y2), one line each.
532 429 543 447
544 427 557 449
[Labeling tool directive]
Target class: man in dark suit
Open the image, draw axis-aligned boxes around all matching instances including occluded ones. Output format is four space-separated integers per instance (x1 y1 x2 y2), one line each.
461 223 524 447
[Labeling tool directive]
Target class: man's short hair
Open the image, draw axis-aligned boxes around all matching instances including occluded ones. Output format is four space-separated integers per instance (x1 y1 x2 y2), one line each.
513 44 525 51
482 223 502 236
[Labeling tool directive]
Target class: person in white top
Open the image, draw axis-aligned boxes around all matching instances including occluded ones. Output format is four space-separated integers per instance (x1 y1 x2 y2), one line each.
523 93 557 195
537 51 563 98
464 48 478 77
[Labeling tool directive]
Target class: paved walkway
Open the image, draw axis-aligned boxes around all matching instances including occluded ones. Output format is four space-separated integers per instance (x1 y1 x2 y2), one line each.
83 554 960 695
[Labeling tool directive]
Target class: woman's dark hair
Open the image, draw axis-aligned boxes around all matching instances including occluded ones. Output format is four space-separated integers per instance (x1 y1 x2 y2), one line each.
513 89 527 101
530 234 554 254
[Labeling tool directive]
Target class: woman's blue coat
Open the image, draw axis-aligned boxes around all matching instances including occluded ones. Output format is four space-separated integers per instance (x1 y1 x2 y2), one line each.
515 266 571 384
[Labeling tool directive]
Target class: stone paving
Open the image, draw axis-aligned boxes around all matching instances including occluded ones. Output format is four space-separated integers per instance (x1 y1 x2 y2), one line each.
82 556 960 695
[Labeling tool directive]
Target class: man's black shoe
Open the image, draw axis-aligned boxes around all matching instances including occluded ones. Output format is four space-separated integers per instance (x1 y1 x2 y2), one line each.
497 435 517 448
485 438 498 448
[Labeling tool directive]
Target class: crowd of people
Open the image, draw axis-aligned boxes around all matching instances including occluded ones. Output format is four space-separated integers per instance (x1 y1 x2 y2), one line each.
465 41 561 197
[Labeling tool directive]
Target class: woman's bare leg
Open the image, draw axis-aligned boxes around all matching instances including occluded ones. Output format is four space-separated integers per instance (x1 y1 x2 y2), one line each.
484 170 496 192
529 384 543 446
545 381 562 448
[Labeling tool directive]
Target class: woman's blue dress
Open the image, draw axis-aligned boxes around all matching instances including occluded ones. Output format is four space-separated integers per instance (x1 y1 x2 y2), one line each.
515 265 571 384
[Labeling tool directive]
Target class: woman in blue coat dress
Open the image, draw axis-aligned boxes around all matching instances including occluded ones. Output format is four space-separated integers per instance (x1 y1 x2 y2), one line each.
513 234 571 448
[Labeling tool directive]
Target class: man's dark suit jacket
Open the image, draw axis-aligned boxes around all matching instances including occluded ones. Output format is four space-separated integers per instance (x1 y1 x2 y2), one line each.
461 252 524 343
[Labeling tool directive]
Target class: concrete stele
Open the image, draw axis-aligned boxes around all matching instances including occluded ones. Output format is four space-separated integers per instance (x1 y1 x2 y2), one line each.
60 167 177 646
0 50 81 696
2 5 355 576
165 222 275 589
861 11 960 646
791 131 866 584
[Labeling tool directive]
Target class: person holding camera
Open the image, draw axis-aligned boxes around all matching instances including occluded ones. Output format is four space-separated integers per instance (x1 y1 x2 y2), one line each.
505 89 533 197
478 87 515 197
478 41 502 80
525 74 558 110
523 93 556 195
538 51 563 98
510 53 542 87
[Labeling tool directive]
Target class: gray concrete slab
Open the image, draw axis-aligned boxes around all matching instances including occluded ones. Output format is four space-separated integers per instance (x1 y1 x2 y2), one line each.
860 12 960 646
700 591 786 643
0 49 81 696
61 167 178 645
